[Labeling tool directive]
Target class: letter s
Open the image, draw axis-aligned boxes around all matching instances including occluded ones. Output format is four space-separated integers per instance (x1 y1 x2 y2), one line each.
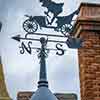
56 43 64 56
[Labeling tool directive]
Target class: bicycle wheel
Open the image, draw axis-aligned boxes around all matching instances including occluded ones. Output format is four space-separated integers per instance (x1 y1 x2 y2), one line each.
23 19 38 33
60 24 73 35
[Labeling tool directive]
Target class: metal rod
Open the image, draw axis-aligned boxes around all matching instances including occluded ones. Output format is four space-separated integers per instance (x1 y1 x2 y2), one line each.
25 32 65 38
31 47 67 51
21 37 66 43
38 37 48 88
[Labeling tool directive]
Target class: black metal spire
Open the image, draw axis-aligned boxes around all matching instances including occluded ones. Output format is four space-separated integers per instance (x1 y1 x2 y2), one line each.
38 37 48 88
30 37 58 100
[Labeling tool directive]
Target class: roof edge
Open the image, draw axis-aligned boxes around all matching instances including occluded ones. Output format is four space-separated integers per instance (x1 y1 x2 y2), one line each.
78 2 100 11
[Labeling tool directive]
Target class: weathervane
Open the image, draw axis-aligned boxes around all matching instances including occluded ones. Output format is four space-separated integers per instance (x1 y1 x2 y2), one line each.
12 0 83 99
12 6 82 56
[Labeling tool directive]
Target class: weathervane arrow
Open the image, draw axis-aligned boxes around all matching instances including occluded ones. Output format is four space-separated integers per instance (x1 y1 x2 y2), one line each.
12 34 40 42
11 34 66 43
12 35 21 42
12 34 83 49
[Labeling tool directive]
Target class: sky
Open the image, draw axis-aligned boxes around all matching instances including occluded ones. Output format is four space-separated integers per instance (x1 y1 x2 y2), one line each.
0 0 100 100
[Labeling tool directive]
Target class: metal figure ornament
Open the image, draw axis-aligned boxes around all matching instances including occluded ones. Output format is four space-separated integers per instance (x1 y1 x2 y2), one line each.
23 9 79 35
12 0 83 57
23 0 79 35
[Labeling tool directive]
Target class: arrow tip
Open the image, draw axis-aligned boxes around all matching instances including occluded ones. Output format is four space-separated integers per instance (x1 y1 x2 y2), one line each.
12 35 20 42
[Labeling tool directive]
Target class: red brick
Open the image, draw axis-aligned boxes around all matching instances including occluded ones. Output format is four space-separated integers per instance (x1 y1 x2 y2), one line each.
73 3 100 100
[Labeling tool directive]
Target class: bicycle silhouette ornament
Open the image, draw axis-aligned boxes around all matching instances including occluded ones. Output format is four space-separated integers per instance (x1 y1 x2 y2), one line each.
23 10 79 35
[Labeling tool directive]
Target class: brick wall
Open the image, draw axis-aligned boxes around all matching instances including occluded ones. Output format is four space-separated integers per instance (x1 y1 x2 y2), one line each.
79 31 100 100
73 3 100 100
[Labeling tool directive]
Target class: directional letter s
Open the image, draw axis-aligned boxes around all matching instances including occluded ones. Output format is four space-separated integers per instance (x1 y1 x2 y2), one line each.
56 43 64 56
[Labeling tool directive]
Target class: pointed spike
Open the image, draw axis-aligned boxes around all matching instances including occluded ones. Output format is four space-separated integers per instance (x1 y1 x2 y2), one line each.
12 35 20 42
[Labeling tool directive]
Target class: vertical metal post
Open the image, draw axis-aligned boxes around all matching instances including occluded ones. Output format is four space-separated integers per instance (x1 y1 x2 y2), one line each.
30 37 58 100
38 37 48 88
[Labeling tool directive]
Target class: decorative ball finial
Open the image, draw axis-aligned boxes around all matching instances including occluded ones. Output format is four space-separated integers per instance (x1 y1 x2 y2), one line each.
40 37 46 44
